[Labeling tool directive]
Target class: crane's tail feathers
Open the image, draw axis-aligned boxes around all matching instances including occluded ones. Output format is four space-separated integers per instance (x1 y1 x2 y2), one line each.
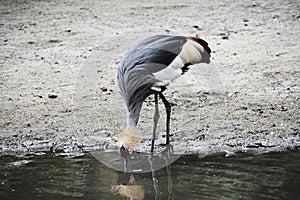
118 126 142 149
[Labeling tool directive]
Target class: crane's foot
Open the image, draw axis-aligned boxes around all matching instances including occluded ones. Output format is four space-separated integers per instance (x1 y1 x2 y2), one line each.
159 142 172 149
160 144 174 159
162 143 173 151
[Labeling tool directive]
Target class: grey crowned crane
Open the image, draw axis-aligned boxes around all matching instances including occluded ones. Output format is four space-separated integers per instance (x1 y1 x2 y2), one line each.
117 35 211 152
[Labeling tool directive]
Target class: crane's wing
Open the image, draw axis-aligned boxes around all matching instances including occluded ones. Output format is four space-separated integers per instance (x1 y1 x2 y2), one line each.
119 35 184 73
117 35 210 110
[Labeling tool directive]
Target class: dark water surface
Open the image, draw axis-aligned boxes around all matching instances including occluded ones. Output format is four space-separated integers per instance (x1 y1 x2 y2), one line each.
0 150 299 200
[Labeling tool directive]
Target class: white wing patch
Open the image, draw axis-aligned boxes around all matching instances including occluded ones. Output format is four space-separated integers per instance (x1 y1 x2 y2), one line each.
151 56 184 89
151 39 205 90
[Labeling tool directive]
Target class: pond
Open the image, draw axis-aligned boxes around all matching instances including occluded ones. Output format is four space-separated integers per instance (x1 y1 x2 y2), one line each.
1 150 299 200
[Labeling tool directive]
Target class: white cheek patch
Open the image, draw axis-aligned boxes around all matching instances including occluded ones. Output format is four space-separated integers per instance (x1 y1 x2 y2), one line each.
180 40 204 64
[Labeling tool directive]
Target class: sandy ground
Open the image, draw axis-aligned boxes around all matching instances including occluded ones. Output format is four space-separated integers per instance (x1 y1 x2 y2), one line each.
1 0 299 155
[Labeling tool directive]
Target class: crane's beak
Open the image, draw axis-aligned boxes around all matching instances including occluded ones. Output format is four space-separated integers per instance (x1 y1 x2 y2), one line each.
120 145 131 159
202 51 211 64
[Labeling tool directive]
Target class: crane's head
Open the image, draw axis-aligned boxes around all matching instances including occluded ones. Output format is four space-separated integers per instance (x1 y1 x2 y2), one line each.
185 36 211 64
186 36 211 54
119 126 142 155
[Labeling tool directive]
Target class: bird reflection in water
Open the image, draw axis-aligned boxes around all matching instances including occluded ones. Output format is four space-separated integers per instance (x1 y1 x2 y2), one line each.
149 144 174 200
111 174 144 200
117 144 174 199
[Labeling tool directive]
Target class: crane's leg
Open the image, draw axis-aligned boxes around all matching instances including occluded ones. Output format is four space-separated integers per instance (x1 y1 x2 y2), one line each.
159 92 171 145
151 92 160 152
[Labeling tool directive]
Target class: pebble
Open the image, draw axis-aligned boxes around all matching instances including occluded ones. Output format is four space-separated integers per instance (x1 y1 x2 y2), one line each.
48 94 58 99
220 33 229 40
280 105 288 111
48 39 63 43
100 87 108 92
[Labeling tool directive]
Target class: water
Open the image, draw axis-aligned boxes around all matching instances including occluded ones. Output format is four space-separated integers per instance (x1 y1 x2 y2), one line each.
0 150 299 200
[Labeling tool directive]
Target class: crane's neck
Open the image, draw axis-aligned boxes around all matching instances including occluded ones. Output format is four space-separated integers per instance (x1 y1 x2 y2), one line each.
126 102 143 127
127 112 137 127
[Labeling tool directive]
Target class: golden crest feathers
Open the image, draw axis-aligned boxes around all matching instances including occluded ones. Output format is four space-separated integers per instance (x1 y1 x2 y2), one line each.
111 185 144 199
118 126 142 149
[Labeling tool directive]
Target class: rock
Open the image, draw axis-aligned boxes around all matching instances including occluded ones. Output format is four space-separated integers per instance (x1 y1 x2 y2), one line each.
100 87 108 92
48 94 58 99
220 33 229 40
48 39 63 43
224 150 236 157
280 105 288 111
